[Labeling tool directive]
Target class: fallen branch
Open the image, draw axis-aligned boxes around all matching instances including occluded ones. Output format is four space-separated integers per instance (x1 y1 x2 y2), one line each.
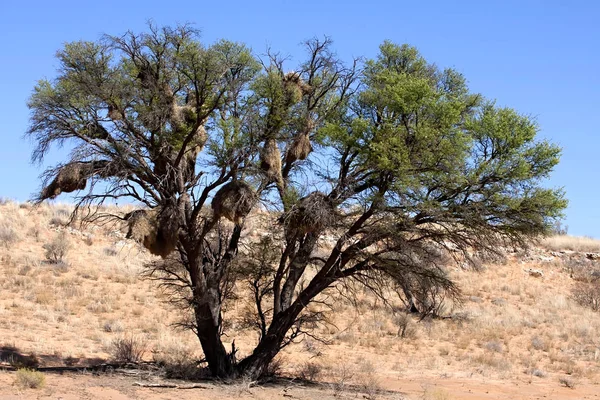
133 382 208 389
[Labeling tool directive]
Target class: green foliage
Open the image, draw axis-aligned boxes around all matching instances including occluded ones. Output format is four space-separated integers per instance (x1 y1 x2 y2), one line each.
320 42 565 239
15 369 45 389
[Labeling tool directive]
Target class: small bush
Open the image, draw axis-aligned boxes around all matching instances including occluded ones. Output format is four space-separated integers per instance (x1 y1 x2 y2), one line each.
297 361 322 381
330 363 354 396
0 223 19 248
103 319 124 333
43 233 71 264
110 335 146 363
559 376 576 389
527 368 546 378
153 342 203 380
530 336 547 351
15 369 45 389
356 360 381 399
395 313 418 339
484 340 504 353
103 246 118 257
572 282 600 311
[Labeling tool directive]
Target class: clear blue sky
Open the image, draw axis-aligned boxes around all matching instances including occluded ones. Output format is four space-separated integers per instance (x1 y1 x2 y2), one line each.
1 1 598 236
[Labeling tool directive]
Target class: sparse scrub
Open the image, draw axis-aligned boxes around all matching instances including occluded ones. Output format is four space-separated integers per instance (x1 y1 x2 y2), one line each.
472 352 512 372
103 319 124 333
356 359 382 399
153 342 203 380
530 336 548 351
572 282 600 311
0 223 19 248
484 340 503 353
297 361 322 381
527 368 546 378
542 235 600 253
14 368 45 389
43 232 70 264
395 313 418 339
559 376 576 389
110 335 146 363
330 363 354 396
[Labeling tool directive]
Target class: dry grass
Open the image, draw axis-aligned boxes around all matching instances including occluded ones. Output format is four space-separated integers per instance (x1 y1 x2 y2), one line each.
1 202 600 398
541 235 600 253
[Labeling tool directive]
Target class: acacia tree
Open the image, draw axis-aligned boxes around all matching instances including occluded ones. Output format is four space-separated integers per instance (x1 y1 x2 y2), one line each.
26 24 566 378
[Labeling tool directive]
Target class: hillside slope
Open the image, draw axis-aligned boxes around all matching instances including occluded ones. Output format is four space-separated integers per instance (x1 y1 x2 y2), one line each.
1 200 600 399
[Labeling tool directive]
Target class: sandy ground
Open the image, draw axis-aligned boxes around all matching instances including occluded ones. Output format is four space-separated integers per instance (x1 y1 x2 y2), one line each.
2 202 600 399
1 370 599 399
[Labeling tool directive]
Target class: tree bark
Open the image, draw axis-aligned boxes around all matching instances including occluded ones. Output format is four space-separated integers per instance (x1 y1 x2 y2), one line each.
194 302 233 377
236 309 296 378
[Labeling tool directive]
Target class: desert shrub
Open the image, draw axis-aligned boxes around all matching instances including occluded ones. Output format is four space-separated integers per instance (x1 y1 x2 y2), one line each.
330 363 354 396
484 340 504 353
1 348 39 369
572 282 600 312
110 335 146 363
15 369 45 389
43 232 71 264
356 359 381 399
0 221 20 248
530 336 547 351
103 319 124 333
297 361 322 381
395 313 418 339
153 342 204 380
562 257 595 281
527 368 546 378
559 376 576 389
103 246 118 257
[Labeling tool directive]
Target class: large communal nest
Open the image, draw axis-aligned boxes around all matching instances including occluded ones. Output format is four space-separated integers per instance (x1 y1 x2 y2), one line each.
285 133 312 164
281 192 337 236
282 72 312 102
260 138 283 185
107 103 124 121
211 181 256 224
40 161 118 201
124 201 180 258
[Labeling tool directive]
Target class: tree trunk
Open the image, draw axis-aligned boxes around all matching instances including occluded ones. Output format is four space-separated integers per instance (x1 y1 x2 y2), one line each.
195 302 233 377
236 316 290 379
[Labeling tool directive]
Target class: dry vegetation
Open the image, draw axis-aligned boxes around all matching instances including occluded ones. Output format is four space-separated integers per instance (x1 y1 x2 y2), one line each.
541 235 600 253
1 200 600 399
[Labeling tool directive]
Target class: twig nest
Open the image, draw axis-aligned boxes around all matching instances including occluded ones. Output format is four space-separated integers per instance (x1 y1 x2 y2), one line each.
84 122 109 139
282 192 336 235
124 204 179 258
107 104 123 121
286 133 312 164
125 209 157 247
212 181 256 224
40 163 94 200
283 72 312 99
260 139 283 184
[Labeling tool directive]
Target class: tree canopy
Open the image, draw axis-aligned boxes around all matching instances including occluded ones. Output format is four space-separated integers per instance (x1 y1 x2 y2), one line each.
26 24 566 378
